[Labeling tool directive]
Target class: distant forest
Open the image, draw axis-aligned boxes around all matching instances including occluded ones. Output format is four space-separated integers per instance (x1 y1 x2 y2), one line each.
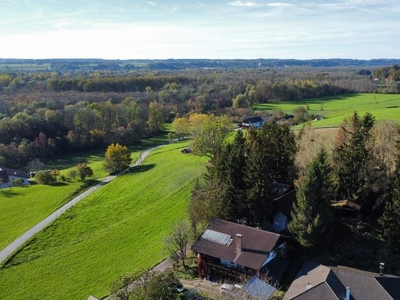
0 61 399 169
2 58 400 72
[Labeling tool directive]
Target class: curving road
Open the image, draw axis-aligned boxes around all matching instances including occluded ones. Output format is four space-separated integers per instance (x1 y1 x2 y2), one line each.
0 146 163 264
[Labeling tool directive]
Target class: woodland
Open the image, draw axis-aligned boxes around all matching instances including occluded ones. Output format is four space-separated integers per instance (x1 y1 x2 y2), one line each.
0 63 399 170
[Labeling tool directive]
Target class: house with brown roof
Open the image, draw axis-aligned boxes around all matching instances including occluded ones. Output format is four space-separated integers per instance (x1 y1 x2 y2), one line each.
284 261 400 300
0 167 30 188
192 219 287 280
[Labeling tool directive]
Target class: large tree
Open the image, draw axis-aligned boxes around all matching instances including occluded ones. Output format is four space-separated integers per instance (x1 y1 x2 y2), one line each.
333 112 375 201
190 114 231 158
289 147 333 248
104 143 131 173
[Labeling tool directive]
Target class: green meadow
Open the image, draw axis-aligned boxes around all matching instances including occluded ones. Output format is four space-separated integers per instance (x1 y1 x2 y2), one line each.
0 142 207 300
255 93 400 128
0 135 167 255
0 151 111 251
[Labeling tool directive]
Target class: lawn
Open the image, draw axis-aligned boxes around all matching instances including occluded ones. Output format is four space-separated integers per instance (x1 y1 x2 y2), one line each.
0 134 169 254
0 141 207 300
255 93 400 128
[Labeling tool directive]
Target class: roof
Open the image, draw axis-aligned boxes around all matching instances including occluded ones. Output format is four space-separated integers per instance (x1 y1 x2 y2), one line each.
0 167 29 179
242 116 264 124
192 219 281 270
243 276 277 300
271 183 296 216
284 261 400 300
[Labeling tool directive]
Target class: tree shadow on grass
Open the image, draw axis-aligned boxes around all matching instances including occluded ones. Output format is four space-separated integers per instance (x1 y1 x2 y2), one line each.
126 164 156 174
51 182 68 187
0 189 22 198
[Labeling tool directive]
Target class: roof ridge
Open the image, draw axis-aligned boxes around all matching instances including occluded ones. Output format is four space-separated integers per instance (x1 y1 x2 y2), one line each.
292 282 339 300
374 277 395 300
334 266 377 278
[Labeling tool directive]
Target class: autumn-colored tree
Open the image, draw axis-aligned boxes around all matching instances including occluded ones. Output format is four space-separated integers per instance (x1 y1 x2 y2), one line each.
104 143 131 173
171 117 190 140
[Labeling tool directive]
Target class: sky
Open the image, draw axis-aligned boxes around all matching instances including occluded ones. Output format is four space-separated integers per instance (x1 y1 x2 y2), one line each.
0 0 399 60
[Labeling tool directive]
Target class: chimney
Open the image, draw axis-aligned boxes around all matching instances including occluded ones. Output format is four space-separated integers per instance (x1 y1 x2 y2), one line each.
380 262 385 276
346 287 350 300
236 234 243 252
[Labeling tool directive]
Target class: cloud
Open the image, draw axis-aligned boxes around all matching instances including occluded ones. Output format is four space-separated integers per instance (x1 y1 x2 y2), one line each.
228 1 262 7
146 1 156 6
343 0 394 4
267 2 293 7
198 1 205 7
228 1 293 8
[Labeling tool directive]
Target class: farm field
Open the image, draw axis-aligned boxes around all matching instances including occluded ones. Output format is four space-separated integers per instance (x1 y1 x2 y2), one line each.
255 93 400 128
0 142 207 300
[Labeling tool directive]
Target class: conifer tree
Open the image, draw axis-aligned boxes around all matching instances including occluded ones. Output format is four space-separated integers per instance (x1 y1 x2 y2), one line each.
289 147 333 248
333 112 375 200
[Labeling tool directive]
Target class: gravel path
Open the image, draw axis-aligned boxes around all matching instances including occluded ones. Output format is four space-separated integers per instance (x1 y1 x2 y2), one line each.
0 146 163 264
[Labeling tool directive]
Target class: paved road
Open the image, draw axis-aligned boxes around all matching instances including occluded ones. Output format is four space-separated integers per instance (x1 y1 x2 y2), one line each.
0 146 163 264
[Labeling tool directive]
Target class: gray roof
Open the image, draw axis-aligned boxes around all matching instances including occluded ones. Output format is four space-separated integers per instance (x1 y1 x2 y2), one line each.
0 167 29 179
284 261 400 300
243 276 276 300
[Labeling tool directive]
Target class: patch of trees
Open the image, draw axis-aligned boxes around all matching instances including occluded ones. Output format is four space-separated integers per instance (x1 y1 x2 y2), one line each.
0 98 164 169
46 75 191 92
189 122 297 228
372 64 400 93
190 115 400 256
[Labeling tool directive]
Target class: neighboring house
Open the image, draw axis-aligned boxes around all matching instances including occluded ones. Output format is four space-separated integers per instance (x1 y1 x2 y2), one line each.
241 116 265 128
270 183 296 233
284 261 400 300
0 167 30 188
192 219 287 280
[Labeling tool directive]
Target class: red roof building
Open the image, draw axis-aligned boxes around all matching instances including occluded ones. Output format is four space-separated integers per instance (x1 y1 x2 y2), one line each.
192 219 286 279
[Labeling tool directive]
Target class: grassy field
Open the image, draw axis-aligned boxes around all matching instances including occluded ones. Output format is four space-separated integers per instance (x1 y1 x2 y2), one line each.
0 182 84 250
0 134 169 254
255 93 400 128
0 151 112 251
0 63 51 71
0 141 207 299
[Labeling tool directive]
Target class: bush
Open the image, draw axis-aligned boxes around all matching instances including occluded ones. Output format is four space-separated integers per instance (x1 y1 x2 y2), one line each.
35 171 56 185
11 178 24 187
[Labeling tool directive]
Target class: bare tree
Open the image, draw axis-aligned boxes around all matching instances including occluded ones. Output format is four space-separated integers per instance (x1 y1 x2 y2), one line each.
368 120 400 176
164 219 191 269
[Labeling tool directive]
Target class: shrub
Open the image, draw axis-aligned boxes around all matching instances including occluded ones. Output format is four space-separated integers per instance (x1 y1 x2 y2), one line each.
35 171 56 185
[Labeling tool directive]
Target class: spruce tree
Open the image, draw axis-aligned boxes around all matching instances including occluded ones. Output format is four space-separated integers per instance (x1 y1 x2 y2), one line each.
333 112 375 201
289 147 333 248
